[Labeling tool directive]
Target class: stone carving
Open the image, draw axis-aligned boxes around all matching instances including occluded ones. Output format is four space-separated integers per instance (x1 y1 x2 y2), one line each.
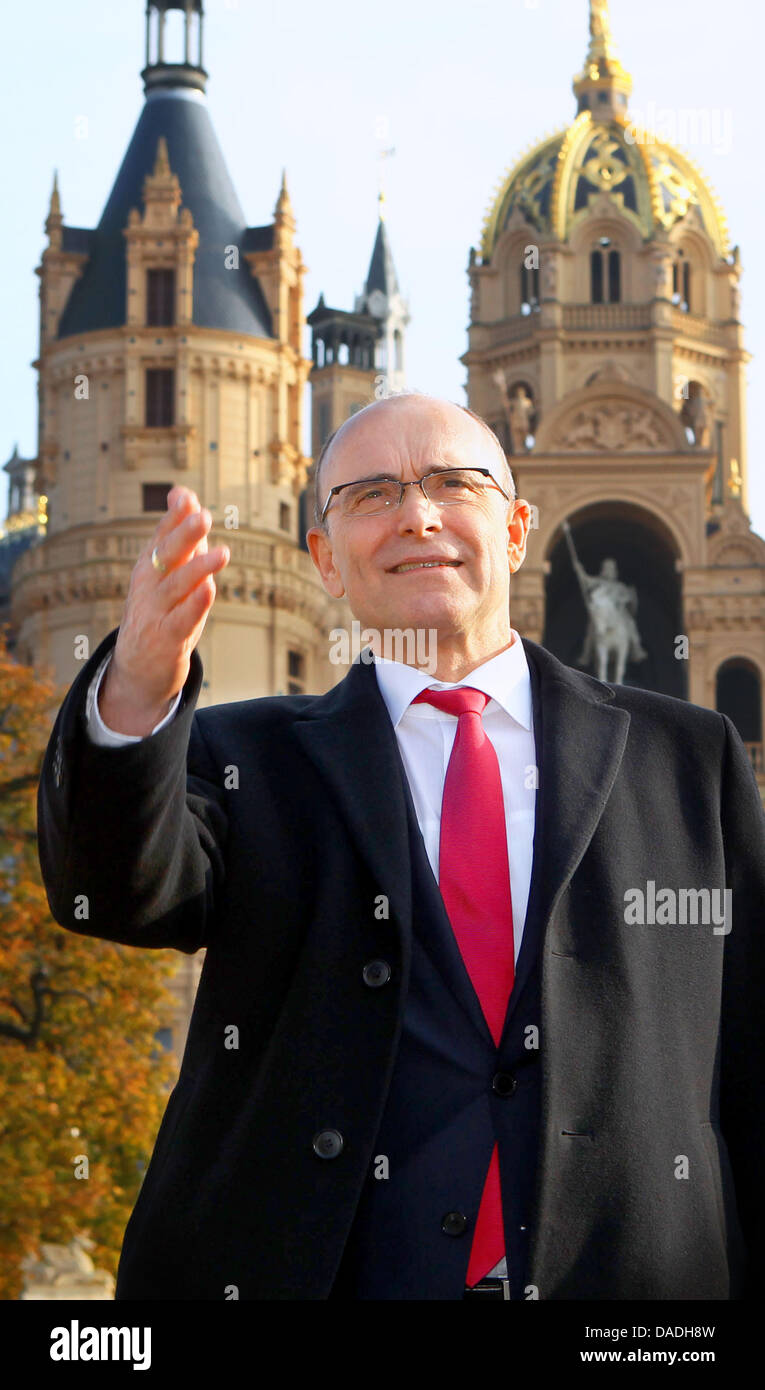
652 257 671 296
555 404 665 450
507 386 535 454
683 390 710 448
493 373 535 454
540 258 558 297
562 521 647 684
20 1234 115 1301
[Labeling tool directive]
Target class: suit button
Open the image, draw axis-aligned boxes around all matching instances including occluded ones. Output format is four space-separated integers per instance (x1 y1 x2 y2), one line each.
492 1072 517 1097
441 1211 468 1237
362 959 391 988
312 1129 344 1159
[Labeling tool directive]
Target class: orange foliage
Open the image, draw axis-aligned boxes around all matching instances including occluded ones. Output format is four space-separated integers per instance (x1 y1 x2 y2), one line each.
0 625 180 1299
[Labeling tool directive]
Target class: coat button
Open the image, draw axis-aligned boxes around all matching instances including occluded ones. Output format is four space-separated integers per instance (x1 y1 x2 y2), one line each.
492 1072 517 1097
441 1211 468 1237
362 959 391 988
312 1129 344 1159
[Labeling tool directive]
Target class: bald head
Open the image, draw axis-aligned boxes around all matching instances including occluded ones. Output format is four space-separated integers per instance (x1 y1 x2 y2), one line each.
312 393 514 528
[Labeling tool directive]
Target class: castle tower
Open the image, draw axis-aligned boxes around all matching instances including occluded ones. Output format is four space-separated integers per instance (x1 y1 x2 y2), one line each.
306 196 409 450
353 193 410 397
302 195 408 542
10 0 347 711
465 0 764 790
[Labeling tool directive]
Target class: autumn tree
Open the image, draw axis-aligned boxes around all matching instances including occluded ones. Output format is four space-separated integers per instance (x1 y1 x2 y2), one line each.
0 625 182 1299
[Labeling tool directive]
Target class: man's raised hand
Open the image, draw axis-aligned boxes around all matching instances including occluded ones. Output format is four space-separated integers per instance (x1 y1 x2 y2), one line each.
98 487 230 735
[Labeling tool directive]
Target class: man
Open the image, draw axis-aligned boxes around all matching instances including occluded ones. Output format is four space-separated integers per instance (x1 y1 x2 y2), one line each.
37 393 764 1301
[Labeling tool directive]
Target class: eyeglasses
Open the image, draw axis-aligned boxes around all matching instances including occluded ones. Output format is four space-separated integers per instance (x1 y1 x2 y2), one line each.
321 467 511 523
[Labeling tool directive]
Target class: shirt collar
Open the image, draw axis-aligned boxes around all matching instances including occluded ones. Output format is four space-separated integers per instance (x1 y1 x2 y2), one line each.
370 629 533 732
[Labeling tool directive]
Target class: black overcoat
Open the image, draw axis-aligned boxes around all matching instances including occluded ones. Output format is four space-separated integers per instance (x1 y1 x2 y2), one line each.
36 626 765 1299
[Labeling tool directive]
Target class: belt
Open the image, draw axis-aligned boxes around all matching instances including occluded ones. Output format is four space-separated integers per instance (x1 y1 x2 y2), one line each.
463 1276 511 1300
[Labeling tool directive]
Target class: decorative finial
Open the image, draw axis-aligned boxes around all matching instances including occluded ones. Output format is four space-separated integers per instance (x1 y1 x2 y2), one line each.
586 1 619 67
49 170 61 218
275 167 293 217
153 137 171 177
274 169 295 232
377 146 395 221
573 0 632 117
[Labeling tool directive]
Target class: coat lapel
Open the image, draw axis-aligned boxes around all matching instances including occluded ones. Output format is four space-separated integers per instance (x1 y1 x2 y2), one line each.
500 639 631 1040
290 657 414 962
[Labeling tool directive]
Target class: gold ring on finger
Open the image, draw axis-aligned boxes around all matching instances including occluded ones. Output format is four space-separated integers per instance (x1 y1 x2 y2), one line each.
151 545 167 575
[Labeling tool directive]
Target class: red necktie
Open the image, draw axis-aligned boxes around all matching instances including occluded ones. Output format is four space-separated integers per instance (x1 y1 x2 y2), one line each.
411 685 515 1286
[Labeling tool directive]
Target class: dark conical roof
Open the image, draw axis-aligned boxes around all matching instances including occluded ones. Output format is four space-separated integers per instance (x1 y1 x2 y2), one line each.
58 90 273 340
365 217 400 299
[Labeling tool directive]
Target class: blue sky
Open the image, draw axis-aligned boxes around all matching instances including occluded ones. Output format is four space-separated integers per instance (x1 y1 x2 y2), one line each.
3 0 763 537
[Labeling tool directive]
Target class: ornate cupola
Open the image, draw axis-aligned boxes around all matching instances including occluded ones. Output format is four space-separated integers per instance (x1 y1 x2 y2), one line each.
141 0 208 96
465 0 765 790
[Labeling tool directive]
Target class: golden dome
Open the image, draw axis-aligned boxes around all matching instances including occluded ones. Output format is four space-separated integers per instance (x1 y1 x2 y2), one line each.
480 3 729 261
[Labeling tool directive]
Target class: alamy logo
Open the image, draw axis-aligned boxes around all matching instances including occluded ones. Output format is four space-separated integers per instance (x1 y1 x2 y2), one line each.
329 621 438 673
50 1320 151 1371
623 881 732 935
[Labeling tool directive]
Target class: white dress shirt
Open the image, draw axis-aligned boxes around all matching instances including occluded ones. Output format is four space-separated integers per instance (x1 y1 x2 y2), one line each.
84 630 537 1284
86 650 183 745
371 631 536 966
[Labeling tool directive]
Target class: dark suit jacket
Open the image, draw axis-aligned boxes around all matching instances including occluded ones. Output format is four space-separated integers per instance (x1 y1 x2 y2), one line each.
36 625 765 1299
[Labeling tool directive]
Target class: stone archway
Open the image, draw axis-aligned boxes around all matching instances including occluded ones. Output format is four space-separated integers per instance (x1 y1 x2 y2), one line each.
715 658 762 744
543 501 686 697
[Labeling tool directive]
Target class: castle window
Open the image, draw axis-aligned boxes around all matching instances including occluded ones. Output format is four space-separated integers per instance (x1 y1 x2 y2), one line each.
145 368 174 427
394 329 403 372
608 249 621 302
520 262 539 312
591 242 621 303
672 252 691 312
590 250 603 303
143 482 174 511
146 268 175 326
716 659 762 752
279 502 291 532
287 649 306 695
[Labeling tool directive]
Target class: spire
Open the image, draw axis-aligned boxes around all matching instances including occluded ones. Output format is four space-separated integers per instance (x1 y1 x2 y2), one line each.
153 136 171 178
275 168 294 222
45 169 63 247
365 214 400 300
274 168 296 245
49 171 61 220
572 1 632 119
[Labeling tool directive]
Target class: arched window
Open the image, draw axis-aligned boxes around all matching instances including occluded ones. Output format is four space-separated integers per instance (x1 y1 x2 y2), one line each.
393 329 403 372
716 659 762 757
672 251 691 312
591 238 621 304
608 249 621 302
520 261 539 313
